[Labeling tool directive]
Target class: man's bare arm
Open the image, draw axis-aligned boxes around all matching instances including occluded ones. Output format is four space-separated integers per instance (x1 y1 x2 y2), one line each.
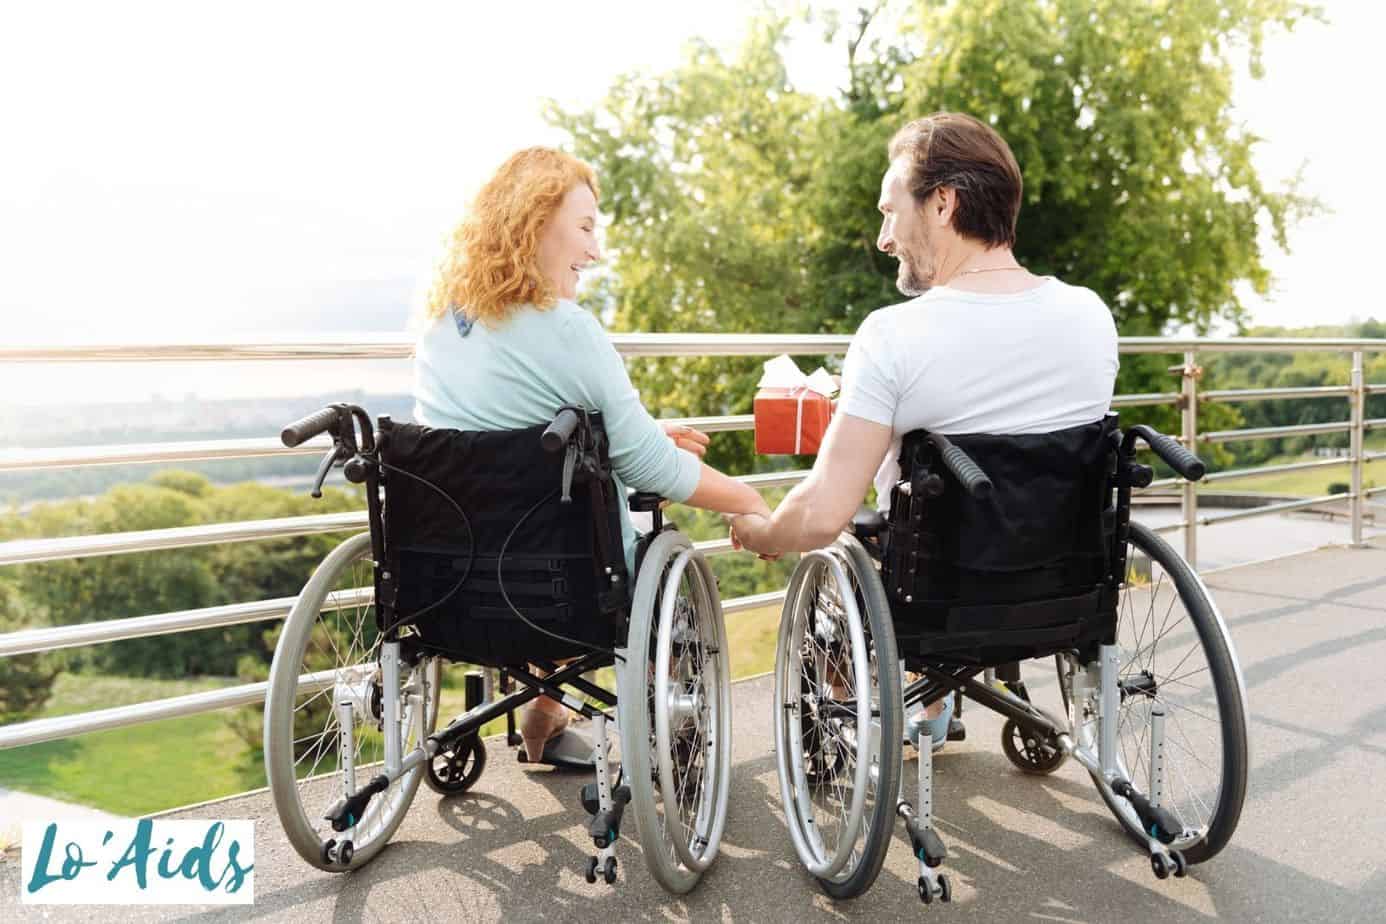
730 412 894 555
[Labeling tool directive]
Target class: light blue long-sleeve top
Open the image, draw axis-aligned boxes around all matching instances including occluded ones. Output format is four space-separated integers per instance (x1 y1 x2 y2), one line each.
412 299 702 571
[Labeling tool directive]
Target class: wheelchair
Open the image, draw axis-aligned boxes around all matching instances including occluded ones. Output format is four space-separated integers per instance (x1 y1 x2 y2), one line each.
261 403 732 893
772 415 1250 904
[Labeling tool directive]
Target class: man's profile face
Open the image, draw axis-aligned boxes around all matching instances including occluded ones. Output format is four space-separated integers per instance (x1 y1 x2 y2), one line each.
877 158 934 296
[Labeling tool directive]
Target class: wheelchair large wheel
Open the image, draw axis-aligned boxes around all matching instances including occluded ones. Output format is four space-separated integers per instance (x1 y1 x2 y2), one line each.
1065 521 1248 864
619 529 731 894
774 535 902 899
264 533 441 871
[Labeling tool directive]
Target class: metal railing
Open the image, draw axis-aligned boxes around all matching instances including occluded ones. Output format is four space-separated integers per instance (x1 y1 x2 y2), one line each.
1 334 1382 751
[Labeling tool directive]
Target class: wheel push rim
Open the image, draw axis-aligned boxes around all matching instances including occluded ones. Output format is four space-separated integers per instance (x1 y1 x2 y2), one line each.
775 549 874 881
653 549 729 872
271 540 438 859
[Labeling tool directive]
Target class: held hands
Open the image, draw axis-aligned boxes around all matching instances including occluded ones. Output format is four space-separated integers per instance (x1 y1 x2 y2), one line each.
726 508 782 561
662 421 710 458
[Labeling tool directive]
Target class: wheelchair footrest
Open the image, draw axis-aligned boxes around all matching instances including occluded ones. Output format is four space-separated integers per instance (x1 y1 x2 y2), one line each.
904 814 948 868
589 785 631 848
323 774 389 833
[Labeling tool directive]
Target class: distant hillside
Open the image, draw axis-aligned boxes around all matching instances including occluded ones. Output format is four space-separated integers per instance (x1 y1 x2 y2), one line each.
1 391 415 504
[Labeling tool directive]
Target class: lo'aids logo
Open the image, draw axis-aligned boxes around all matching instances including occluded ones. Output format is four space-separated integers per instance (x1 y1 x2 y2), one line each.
21 819 254 905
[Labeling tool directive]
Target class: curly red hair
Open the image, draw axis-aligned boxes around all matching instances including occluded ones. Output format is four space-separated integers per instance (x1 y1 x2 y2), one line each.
426 147 599 326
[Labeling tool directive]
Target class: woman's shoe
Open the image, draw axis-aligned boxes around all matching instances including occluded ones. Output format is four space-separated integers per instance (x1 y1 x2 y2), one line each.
519 703 570 763
906 694 954 753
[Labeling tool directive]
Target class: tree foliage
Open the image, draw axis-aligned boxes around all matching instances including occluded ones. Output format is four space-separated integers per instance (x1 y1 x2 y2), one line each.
549 0 1319 471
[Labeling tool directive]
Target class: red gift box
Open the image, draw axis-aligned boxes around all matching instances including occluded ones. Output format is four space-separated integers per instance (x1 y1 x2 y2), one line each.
754 386 835 455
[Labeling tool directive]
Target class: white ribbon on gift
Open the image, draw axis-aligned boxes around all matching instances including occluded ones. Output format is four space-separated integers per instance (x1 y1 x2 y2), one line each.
758 354 838 453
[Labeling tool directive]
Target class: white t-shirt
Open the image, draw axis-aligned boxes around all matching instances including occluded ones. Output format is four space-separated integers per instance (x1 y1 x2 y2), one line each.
838 277 1119 509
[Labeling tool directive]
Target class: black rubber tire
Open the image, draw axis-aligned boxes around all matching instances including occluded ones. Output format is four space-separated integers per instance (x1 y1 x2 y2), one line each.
424 733 487 796
1000 717 1068 775
1091 522 1248 866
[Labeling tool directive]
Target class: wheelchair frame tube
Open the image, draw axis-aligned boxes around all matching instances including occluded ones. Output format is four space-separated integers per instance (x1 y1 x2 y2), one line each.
382 641 402 776
1099 644 1120 779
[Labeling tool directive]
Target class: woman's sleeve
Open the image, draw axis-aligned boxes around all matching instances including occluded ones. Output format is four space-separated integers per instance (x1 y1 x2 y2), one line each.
562 311 702 502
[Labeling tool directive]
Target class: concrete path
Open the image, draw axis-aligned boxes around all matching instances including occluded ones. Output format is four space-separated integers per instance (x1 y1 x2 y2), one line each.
3 538 1384 921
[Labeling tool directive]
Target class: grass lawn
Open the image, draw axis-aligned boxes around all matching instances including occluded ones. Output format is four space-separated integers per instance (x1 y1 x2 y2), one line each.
1199 452 1380 497
0 674 265 815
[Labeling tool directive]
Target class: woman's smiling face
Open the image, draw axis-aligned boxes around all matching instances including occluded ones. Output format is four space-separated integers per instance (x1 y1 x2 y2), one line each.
537 182 601 300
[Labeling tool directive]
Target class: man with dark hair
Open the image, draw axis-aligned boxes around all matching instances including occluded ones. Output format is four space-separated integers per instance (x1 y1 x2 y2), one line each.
729 112 1119 747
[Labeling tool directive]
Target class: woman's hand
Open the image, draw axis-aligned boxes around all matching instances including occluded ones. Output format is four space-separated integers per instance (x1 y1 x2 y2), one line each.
661 421 710 458
727 512 782 561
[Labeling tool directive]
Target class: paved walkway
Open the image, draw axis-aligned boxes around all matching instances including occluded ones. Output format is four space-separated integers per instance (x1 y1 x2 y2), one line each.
3 538 1384 921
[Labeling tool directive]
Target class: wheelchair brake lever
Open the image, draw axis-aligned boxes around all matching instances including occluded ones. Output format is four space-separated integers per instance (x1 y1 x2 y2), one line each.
560 442 578 504
310 445 346 499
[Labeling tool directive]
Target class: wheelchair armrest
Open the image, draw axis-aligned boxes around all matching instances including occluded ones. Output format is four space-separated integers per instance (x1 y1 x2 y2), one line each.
629 491 665 513
852 506 887 540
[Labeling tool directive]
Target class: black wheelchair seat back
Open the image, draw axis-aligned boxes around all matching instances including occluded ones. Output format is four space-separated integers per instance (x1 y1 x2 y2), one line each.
883 415 1120 665
375 414 629 666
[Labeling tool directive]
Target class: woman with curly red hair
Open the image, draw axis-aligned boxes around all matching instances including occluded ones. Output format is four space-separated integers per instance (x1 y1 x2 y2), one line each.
413 147 770 761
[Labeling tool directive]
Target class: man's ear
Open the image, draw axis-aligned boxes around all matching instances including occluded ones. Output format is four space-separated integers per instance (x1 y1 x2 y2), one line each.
933 186 956 226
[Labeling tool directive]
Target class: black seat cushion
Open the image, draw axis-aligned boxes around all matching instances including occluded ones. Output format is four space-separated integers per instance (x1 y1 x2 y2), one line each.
377 417 628 665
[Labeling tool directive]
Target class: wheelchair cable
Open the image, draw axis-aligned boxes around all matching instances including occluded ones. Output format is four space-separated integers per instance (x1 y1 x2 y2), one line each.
497 487 626 664
373 460 476 635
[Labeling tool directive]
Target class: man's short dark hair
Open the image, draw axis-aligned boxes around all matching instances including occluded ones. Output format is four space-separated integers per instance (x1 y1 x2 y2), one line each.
888 113 1023 248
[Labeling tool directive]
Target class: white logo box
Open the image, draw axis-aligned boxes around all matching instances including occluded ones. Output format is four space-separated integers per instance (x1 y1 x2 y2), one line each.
21 819 254 905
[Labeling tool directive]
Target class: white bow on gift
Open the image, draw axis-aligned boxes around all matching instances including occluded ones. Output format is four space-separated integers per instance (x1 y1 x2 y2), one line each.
757 354 839 453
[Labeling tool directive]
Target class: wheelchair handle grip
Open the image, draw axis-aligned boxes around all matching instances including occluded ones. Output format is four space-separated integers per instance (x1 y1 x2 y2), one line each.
1133 426 1206 481
542 408 581 453
281 407 341 448
929 435 993 499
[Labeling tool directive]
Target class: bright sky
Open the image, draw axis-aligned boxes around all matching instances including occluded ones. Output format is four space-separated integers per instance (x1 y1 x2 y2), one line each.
0 0 1380 407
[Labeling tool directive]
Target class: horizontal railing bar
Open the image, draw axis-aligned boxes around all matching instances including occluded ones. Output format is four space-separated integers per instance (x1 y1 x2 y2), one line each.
1110 392 1180 408
1365 418 1385 432
1366 383 1386 395
1201 457 1350 485
1119 337 1386 354
1195 493 1348 526
0 512 368 567
6 335 1386 365
1200 386 1352 403
1201 421 1352 443
0 584 790 748
0 436 329 472
0 588 372 658
0 668 344 750
0 470 808 567
1 414 756 473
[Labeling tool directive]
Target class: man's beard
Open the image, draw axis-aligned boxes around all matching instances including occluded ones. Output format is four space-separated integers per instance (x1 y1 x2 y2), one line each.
894 228 934 296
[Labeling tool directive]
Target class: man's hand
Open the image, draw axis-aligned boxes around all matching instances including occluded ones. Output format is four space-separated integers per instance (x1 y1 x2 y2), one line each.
726 512 782 561
662 421 710 458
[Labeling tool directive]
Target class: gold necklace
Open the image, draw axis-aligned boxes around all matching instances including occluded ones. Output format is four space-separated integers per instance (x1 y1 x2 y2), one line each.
958 264 1025 276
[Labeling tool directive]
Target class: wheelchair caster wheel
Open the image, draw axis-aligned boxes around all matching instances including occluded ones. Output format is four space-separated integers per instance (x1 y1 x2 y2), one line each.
320 839 336 866
603 856 618 885
1171 850 1187 878
584 856 598 884
1151 852 1172 880
939 873 952 903
425 733 486 796
338 840 354 865
918 876 932 904
1000 718 1067 775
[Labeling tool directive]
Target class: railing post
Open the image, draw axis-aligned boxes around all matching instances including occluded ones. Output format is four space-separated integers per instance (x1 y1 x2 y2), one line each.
1181 351 1200 569
1350 351 1365 547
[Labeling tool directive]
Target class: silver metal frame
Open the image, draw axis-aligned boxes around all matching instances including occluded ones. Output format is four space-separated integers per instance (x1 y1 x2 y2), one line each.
2 334 1382 751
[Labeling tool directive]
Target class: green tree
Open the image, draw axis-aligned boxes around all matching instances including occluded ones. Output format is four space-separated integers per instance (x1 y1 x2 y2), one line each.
0 580 65 722
550 1 1318 470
